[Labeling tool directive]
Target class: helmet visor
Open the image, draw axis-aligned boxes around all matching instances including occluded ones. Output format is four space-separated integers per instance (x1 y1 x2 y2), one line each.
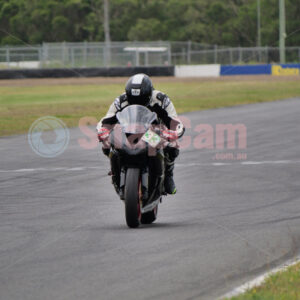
127 95 150 106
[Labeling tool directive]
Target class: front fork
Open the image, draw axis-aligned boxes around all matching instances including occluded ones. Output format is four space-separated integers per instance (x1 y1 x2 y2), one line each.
111 149 165 202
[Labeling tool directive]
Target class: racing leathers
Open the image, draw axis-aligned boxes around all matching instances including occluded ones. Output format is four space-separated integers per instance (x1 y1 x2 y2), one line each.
97 90 185 195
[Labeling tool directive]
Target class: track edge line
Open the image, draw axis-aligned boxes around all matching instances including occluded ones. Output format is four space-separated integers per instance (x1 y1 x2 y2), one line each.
219 254 300 299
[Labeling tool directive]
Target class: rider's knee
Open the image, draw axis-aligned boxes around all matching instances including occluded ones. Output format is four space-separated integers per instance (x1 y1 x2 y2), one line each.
164 146 179 161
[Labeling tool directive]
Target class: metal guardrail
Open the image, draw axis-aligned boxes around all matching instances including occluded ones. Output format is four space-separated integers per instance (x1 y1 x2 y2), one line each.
0 42 299 69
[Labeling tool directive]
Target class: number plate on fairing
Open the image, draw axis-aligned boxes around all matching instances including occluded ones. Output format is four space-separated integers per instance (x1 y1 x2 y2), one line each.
142 129 161 148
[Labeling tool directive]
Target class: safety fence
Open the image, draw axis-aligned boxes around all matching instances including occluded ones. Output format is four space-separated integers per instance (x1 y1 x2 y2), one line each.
0 41 299 69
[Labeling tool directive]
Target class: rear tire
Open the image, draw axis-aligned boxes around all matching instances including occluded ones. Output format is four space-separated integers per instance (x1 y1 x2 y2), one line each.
141 206 158 224
125 168 141 228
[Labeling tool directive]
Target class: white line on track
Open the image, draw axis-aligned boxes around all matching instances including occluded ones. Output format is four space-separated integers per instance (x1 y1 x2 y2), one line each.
0 160 300 173
220 255 300 299
177 160 300 167
0 167 103 173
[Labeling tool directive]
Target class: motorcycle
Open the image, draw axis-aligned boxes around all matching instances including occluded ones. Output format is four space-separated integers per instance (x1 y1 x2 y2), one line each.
103 105 169 228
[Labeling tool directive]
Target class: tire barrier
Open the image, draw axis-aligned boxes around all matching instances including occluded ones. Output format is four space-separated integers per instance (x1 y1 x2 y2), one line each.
0 66 175 79
0 64 299 79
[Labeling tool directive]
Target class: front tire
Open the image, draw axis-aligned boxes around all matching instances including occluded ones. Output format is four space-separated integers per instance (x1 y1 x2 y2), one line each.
125 168 141 228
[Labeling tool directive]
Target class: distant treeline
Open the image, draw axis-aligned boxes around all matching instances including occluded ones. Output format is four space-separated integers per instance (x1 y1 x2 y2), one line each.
0 0 299 46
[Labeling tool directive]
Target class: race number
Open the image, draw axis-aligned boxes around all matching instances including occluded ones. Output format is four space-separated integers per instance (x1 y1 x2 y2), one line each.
142 129 161 148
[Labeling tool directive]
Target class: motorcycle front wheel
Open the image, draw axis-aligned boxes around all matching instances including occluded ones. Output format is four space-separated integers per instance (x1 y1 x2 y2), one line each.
124 168 141 228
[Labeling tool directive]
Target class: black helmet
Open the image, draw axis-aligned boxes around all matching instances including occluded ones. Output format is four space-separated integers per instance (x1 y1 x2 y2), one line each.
125 74 153 106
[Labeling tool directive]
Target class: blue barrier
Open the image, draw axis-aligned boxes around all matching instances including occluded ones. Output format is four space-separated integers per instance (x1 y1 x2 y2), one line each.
221 64 272 76
221 64 300 76
279 64 300 68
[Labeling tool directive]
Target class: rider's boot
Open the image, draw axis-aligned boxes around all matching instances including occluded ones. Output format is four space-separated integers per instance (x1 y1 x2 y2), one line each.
164 160 177 195
109 151 121 196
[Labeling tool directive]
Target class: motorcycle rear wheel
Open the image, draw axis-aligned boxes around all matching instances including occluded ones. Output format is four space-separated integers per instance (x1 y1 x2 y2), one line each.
125 168 141 228
141 206 158 224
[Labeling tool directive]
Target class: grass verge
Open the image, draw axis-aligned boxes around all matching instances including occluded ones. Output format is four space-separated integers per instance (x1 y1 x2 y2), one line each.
226 261 300 300
0 76 299 136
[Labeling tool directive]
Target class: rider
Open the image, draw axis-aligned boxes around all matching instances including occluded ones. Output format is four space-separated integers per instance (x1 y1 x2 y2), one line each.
97 73 185 195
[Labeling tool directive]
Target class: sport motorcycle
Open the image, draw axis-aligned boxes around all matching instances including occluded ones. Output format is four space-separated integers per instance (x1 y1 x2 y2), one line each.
102 105 171 228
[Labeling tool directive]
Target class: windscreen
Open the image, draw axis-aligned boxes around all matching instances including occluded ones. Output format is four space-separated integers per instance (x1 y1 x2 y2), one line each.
116 105 157 134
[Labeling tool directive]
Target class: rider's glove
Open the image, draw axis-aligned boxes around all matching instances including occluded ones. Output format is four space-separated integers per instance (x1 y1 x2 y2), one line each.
97 127 110 142
162 129 178 142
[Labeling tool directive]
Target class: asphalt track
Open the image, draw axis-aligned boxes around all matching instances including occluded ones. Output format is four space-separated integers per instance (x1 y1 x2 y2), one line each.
1 98 300 300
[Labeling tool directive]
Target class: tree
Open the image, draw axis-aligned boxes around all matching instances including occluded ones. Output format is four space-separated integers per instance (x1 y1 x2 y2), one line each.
0 0 299 47
128 18 166 41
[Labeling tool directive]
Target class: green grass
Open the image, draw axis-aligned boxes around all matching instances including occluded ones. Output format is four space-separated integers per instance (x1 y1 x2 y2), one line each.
226 262 300 300
0 77 300 136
